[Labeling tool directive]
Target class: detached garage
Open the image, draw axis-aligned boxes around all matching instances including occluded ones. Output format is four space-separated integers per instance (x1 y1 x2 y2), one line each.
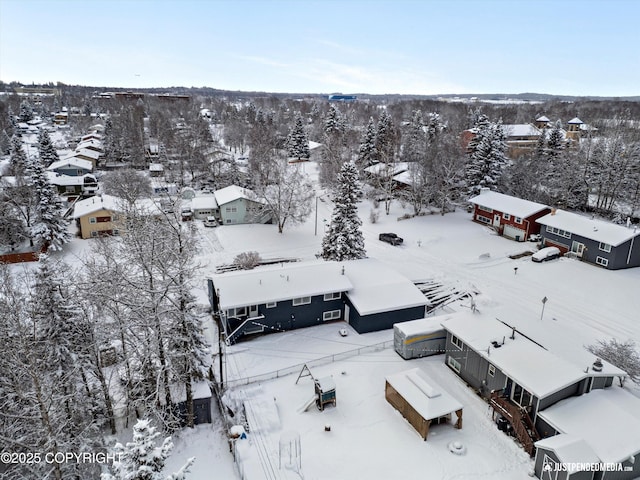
385 368 463 441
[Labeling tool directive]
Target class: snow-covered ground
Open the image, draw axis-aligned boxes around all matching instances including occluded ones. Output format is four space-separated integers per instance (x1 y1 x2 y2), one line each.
49 160 640 479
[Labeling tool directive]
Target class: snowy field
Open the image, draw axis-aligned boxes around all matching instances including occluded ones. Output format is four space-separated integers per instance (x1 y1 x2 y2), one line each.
46 160 640 479
158 161 640 480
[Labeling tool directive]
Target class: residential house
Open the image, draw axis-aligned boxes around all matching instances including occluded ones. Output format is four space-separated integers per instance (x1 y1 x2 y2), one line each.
149 162 164 177
534 387 640 480
363 162 409 184
502 123 543 158
72 148 101 167
441 312 624 456
190 195 219 220
53 111 69 125
72 194 161 239
566 117 583 141
47 157 93 176
214 185 271 225
469 189 551 242
536 209 640 269
46 171 98 199
207 258 430 344
76 138 103 154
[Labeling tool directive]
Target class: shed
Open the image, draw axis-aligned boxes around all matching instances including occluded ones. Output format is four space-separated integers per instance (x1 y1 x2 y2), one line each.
394 317 446 360
170 381 213 426
385 368 463 441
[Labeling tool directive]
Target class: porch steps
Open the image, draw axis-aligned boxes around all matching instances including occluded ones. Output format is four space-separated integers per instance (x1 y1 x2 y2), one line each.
489 392 539 456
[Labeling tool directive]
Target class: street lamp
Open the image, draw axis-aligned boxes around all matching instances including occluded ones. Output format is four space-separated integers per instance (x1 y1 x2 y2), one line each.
315 192 329 236
540 296 548 321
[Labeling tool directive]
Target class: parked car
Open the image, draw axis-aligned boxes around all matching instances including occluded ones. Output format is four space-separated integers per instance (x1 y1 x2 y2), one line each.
203 216 218 228
379 233 403 246
531 246 560 263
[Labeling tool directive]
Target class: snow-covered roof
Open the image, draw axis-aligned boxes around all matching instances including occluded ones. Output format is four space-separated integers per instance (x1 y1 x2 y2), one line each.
392 170 415 187
72 194 161 219
46 171 95 186
364 162 409 177
503 124 541 137
537 387 640 463
214 185 258 206
212 260 353 310
536 116 550 122
385 367 463 421
342 258 429 315
469 190 549 218
169 381 211 403
536 209 640 246
441 313 586 399
567 117 583 124
191 195 218 210
308 140 323 151
534 434 599 469
76 139 103 151
149 162 164 172
73 147 101 160
394 315 450 337
47 157 93 172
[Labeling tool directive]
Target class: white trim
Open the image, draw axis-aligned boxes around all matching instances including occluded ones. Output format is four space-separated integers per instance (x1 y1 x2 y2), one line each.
322 310 341 321
599 242 612 253
323 292 341 301
488 364 496 377
451 334 464 350
595 256 609 267
292 296 311 306
266 302 277 308
447 356 461 373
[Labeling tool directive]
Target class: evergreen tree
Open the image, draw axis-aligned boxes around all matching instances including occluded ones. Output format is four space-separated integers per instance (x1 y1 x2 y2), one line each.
38 128 60 166
9 135 27 175
546 120 565 160
375 109 396 163
104 419 194 480
286 112 310 160
18 100 34 122
321 161 366 261
465 118 509 195
26 152 70 250
401 110 426 164
357 117 377 169
320 105 347 187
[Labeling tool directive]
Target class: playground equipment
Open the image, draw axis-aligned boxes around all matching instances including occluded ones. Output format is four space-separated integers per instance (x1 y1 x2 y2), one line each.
296 364 337 412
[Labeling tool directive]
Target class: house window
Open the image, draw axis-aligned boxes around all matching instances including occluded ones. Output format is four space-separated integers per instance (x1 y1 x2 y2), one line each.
266 302 277 308
477 205 493 213
228 307 247 317
292 297 311 306
545 226 571 239
96 216 111 223
451 334 464 350
322 310 341 321
447 356 461 373
515 217 523 224
65 186 76 193
225 219 231 224
596 256 609 267
90 231 98 238
512 382 532 407
113 229 120 235
599 242 612 253
503 213 511 220
476 215 492 224
324 292 341 301
488 364 496 377
89 217 97 224
112 214 119 221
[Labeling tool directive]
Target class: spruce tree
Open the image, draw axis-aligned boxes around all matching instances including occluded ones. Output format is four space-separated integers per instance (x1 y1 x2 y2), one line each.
286 112 310 160
357 117 377 169
465 118 509 195
38 128 60 166
9 135 27 175
18 100 34 122
375 110 395 163
321 161 366 261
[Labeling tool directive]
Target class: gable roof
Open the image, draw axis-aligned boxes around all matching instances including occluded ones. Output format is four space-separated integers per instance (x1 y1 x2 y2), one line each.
214 185 258 206
536 115 550 122
469 191 549 218
441 313 586 399
536 209 640 246
47 157 93 172
534 434 600 468
46 171 96 186
567 117 583 125
503 124 541 137
73 148 101 160
72 194 160 219
364 162 409 177
191 195 218 210
537 387 640 463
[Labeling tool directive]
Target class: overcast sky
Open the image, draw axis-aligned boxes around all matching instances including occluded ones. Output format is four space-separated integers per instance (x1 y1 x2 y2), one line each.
1 0 638 96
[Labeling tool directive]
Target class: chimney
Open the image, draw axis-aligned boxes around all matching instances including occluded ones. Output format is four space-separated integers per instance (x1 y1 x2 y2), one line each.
592 358 603 372
341 266 345 275
510 327 516 340
550 208 556 215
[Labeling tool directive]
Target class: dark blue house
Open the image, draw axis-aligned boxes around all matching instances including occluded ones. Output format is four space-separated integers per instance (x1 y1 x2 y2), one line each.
207 259 429 343
536 210 640 270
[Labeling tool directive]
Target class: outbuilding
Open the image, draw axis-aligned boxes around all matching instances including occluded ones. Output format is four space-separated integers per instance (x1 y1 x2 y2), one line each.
385 368 463 441
393 316 447 360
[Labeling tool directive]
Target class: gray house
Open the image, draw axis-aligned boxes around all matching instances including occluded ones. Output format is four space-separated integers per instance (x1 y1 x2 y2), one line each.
47 157 93 176
536 210 640 269
441 312 624 456
534 387 640 480
214 185 271 225
208 259 430 343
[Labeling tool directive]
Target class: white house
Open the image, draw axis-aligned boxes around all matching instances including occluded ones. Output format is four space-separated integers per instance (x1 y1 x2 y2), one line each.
214 185 271 225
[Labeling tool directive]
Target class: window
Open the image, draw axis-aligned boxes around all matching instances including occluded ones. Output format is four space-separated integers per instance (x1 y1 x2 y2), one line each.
65 186 76 193
488 364 496 377
89 217 97 224
514 217 523 224
596 256 609 267
322 310 341 321
451 334 464 350
292 296 311 306
503 213 511 220
476 215 492 224
227 307 247 317
545 225 571 239
113 229 120 235
90 231 98 238
599 242 612 253
447 356 461 373
477 205 493 213
324 292 341 301
266 302 277 308
112 214 119 221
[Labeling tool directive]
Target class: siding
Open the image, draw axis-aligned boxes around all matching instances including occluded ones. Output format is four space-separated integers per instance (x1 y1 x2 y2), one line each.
537 382 581 412
346 302 425 334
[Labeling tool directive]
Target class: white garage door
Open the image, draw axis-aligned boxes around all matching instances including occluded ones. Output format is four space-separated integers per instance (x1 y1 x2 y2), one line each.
503 224 526 242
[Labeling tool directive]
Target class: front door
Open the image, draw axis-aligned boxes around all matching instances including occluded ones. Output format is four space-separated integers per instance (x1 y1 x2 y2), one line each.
493 214 501 227
571 241 585 257
249 305 258 317
344 304 350 322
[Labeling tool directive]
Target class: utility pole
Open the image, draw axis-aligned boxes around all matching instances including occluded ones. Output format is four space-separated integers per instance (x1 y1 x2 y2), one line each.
540 296 548 321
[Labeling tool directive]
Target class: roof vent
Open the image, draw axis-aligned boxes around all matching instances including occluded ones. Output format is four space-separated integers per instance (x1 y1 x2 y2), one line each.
592 358 603 372
491 340 501 349
550 208 556 215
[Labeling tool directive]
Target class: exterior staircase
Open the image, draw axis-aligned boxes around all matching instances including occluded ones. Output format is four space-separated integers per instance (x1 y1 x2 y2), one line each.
489 391 540 456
